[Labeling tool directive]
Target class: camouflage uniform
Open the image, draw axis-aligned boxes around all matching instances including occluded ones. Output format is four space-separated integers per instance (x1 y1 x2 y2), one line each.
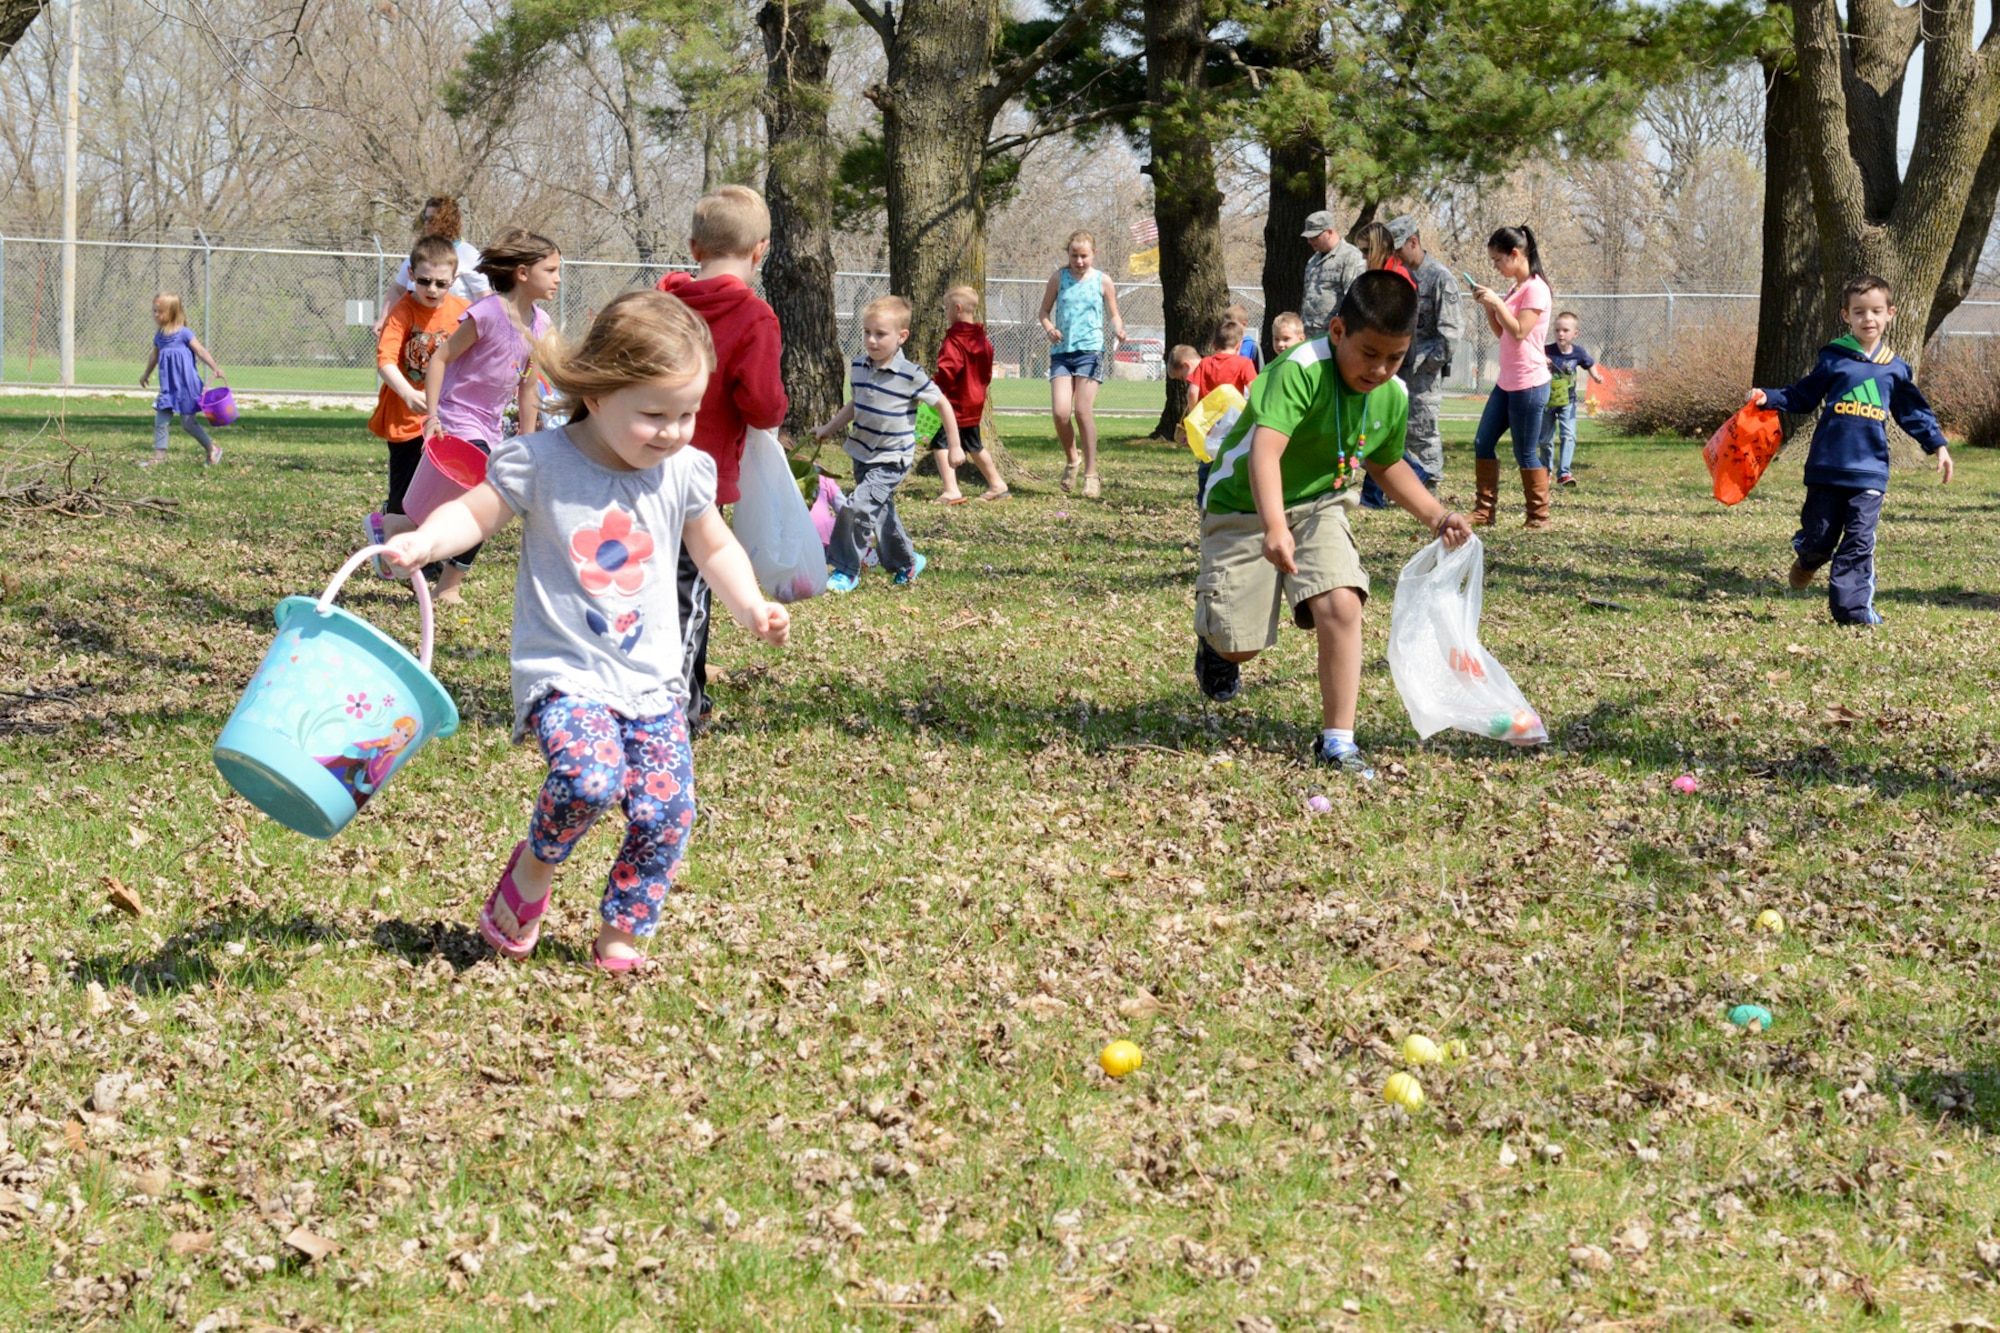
1299 241 1365 336
1398 254 1463 486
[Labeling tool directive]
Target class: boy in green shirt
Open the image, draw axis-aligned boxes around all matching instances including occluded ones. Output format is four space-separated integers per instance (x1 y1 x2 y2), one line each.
1195 271 1473 777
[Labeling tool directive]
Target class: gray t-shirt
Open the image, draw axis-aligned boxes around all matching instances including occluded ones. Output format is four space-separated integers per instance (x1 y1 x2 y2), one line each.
486 426 718 736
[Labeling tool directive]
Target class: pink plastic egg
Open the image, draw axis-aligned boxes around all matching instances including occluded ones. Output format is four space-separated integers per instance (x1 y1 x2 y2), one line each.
1672 774 1699 794
1307 794 1332 814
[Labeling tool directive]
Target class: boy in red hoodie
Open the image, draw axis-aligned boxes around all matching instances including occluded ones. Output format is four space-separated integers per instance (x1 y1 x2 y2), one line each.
931 286 1010 503
655 185 788 728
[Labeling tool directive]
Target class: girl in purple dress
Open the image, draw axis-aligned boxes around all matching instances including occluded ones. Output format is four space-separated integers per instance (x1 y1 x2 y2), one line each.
138 293 226 467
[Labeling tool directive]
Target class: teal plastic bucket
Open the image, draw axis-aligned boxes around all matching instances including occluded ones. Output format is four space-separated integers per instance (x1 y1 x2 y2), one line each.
214 547 459 838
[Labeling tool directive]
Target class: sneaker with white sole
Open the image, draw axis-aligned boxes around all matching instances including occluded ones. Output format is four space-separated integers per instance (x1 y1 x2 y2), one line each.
827 571 860 594
363 512 392 578
1194 638 1240 703
894 552 928 586
1311 735 1376 781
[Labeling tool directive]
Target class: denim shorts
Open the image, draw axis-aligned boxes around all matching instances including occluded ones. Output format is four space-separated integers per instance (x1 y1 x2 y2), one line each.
1049 349 1107 383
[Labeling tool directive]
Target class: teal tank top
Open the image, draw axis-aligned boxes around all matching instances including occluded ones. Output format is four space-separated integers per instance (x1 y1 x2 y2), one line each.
1053 268 1105 353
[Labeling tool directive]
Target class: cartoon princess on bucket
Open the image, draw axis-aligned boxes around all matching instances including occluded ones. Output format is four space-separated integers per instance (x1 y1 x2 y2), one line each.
317 714 420 808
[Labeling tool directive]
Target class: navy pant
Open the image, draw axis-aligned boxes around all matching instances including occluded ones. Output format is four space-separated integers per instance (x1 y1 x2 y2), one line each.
1358 454 1433 509
1472 383 1551 469
1795 483 1884 625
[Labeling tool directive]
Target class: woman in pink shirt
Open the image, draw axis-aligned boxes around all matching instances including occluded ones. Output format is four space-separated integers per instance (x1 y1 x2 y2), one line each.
1467 225 1553 529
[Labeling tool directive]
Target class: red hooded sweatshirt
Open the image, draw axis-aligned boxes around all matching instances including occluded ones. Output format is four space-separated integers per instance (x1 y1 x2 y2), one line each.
654 271 788 504
933 321 993 428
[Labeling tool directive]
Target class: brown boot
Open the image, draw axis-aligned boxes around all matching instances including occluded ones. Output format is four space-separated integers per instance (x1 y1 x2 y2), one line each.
1522 468 1551 529
1470 458 1500 527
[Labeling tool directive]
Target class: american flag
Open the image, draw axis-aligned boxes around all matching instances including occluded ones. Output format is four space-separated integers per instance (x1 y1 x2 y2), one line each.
1130 218 1159 247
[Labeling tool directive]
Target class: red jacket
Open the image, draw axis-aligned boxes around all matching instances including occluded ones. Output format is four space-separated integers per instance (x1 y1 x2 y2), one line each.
933 321 993 428
655 271 787 504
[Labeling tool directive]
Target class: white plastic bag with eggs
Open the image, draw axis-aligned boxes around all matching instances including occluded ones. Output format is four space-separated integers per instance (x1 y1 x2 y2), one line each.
732 427 828 604
1387 535 1546 746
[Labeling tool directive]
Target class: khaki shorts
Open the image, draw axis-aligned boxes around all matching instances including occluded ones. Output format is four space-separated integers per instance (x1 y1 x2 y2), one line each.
1194 489 1368 653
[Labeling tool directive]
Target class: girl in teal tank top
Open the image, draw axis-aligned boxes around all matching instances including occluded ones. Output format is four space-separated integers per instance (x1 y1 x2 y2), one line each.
1037 230 1126 498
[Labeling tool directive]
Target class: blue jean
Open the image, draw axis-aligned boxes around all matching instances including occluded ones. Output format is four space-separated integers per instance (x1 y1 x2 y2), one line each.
153 408 215 453
1472 384 1551 469
1794 484 1884 625
1538 399 1578 474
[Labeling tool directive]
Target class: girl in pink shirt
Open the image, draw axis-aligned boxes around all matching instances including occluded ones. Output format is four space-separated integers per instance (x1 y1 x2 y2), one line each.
1467 224 1553 529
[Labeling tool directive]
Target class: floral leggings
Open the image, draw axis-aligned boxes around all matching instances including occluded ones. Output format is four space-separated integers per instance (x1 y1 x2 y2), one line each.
527 692 696 938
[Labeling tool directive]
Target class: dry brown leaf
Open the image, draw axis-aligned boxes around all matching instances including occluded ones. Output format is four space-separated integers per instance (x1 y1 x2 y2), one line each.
1566 1243 1615 1273
105 877 146 919
127 1165 174 1197
1117 991 1167 1020
84 982 112 1017
167 1230 215 1256
284 1225 337 1262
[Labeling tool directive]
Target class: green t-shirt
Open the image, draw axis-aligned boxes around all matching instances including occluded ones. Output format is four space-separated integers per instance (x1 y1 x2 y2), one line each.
1200 340 1410 515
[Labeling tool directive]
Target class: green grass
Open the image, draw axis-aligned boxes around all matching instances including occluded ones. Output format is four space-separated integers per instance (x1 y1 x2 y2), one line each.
3 357 378 395
3 396 1999 1330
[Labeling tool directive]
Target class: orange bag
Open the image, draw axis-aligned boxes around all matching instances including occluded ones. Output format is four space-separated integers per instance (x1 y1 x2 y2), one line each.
1703 403 1783 506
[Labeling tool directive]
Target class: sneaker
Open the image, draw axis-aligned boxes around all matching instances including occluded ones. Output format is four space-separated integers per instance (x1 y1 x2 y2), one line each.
1311 735 1376 781
363 512 392 578
893 552 928 586
1082 473 1102 499
1194 638 1240 703
1557 472 1576 487
827 571 860 594
205 443 224 466
1786 559 1815 592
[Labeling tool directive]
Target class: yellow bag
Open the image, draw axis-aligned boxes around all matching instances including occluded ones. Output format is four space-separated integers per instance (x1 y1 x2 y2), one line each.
1181 383 1247 464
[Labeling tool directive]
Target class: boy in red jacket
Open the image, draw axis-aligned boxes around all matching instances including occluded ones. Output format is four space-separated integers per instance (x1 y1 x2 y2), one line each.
655 185 788 728
931 286 1010 502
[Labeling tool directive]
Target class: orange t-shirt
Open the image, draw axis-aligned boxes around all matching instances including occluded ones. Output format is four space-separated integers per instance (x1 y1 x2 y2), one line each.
1192 351 1258 400
368 292 471 442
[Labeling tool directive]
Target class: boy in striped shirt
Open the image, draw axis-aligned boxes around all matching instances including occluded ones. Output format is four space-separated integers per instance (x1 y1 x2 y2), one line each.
814 296 962 591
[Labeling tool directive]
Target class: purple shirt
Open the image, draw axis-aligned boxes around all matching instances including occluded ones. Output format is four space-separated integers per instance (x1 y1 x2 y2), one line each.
438 294 550 445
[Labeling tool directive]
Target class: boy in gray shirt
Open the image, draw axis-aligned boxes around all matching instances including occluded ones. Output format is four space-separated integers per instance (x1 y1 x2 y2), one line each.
813 295 962 591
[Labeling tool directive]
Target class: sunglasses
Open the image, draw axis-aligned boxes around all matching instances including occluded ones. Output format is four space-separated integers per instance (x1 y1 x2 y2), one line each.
412 277 452 290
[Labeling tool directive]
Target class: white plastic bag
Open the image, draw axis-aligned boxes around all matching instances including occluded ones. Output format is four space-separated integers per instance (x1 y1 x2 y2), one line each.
1387 535 1546 746
733 428 828 604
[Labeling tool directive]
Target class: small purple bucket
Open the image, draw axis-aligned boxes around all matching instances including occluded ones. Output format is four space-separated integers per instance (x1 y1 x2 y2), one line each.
200 386 238 426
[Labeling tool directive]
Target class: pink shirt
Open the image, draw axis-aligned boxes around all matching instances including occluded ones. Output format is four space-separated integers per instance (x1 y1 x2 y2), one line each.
1496 276 1552 392
438 294 551 445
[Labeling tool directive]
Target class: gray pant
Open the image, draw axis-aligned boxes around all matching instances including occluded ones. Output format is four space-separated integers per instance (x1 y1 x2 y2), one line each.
154 408 215 453
829 457 916 579
1399 367 1444 484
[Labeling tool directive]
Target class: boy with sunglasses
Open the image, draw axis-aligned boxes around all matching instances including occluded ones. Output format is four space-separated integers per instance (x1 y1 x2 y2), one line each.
365 235 472 572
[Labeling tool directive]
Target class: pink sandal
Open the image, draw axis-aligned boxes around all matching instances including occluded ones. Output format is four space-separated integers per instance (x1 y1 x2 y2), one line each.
478 842 549 960
589 939 651 974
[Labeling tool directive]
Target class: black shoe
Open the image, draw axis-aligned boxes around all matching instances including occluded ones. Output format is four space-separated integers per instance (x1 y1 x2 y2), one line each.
1195 638 1240 703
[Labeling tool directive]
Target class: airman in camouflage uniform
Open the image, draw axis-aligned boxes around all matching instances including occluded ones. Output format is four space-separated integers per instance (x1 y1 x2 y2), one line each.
1387 215 1462 490
1298 210 1365 337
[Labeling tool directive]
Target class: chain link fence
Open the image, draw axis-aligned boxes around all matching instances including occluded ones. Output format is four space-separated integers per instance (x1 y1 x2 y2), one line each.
7 233 2000 395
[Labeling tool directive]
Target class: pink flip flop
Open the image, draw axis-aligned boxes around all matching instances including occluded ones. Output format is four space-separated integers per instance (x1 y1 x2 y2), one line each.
477 842 549 960
589 939 651 974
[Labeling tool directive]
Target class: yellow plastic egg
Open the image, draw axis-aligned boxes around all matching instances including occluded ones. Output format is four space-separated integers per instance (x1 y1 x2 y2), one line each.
1400 1034 1443 1067
1383 1071 1425 1111
1755 909 1785 935
1100 1040 1143 1079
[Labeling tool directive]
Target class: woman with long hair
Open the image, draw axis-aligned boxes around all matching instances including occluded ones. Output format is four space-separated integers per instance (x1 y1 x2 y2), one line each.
1467 224 1553 529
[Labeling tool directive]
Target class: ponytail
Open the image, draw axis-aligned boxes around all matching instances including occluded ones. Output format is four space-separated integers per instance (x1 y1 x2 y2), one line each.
1488 223 1544 281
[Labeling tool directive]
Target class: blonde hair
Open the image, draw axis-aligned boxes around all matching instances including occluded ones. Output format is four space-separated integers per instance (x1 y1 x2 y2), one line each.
1271 312 1305 342
153 292 187 331
1167 344 1201 376
1066 230 1095 251
538 291 715 422
1354 221 1397 269
862 294 912 331
690 185 771 259
944 285 980 318
409 234 459 272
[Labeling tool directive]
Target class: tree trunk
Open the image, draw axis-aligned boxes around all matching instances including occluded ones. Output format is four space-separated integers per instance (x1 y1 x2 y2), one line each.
760 0 845 435
1144 0 1229 439
874 0 999 366
0 0 44 63
1259 136 1324 353
1753 56 1825 398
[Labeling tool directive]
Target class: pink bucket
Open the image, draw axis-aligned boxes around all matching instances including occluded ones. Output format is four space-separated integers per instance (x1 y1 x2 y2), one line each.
199 386 237 425
401 435 488 524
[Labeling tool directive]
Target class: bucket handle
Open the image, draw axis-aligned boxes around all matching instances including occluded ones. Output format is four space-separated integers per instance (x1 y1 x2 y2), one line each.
316 546 436 670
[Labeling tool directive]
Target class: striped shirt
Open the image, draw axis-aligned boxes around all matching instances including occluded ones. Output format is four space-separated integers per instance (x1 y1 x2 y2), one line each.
845 350 947 464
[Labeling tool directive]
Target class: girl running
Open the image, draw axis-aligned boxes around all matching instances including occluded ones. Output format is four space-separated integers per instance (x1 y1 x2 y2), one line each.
384 290 790 970
422 228 562 604
138 293 225 468
1036 230 1125 498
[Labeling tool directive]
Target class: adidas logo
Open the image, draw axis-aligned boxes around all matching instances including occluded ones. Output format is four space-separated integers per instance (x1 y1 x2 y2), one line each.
1835 378 1888 421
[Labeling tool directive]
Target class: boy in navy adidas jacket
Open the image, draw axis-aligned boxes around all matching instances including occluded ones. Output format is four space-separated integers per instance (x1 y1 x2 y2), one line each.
1749 274 1953 625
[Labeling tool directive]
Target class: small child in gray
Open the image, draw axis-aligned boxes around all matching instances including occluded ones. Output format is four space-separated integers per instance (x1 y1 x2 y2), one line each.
384 291 790 972
813 294 962 591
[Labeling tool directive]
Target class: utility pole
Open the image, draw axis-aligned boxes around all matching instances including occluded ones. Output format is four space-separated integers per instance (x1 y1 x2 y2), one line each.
60 0 81 388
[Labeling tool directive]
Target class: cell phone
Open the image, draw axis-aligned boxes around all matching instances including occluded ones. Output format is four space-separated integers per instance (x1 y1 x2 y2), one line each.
1462 271 1479 287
